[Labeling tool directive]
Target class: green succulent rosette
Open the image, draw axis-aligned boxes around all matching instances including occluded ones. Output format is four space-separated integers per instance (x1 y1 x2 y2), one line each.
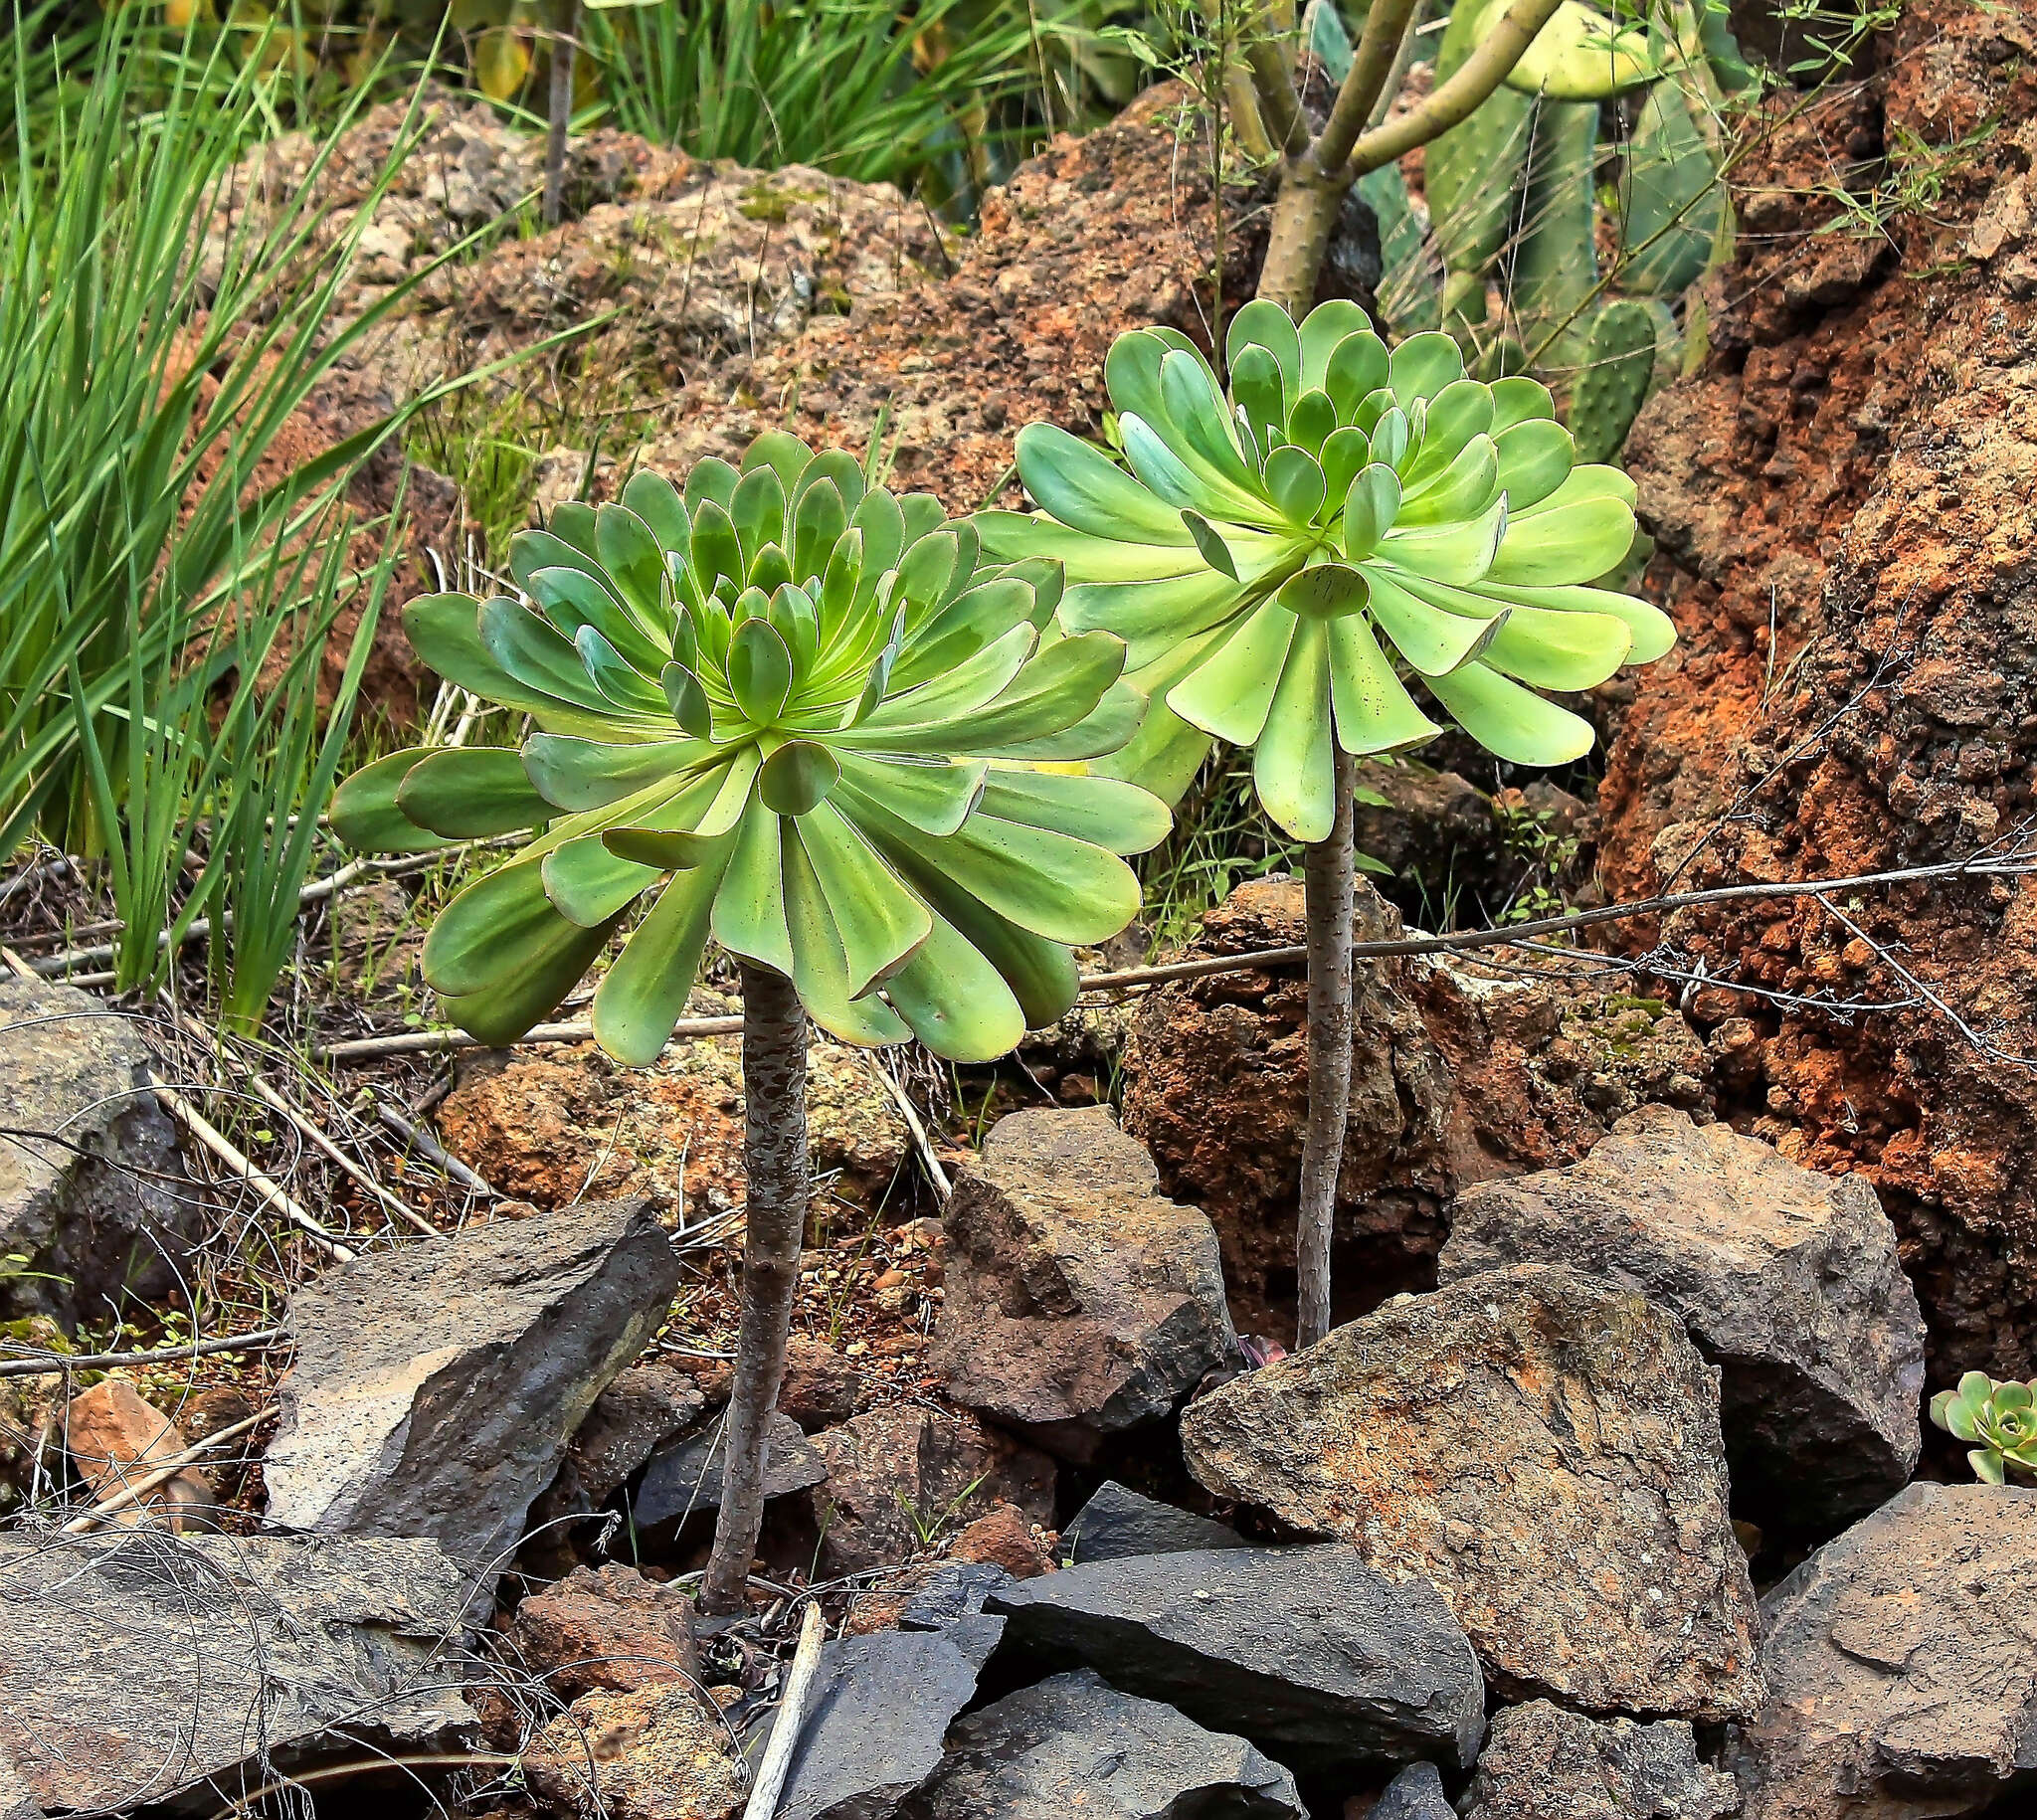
331 434 1167 1065
978 299 1675 840
1932 1371 2037 1485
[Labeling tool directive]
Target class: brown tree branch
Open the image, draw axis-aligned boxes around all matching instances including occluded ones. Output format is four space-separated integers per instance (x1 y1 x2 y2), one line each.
1316 0 1423 172
1343 0 1568 177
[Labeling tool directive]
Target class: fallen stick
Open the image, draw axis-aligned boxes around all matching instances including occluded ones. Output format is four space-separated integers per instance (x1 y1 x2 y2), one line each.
865 1056 952 1199
28 859 371 978
0 1327 287 1379
743 1602 829 1820
373 1095 494 1198
154 1083 357 1262
316 1014 741 1062
62 1407 267 1534
250 1076 435 1236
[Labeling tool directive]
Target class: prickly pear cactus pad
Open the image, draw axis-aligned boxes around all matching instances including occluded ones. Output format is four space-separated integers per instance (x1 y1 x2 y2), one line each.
980 301 1675 837
330 433 1168 1064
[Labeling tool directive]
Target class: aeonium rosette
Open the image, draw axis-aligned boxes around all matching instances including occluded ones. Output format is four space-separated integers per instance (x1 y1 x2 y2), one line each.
332 433 1170 1064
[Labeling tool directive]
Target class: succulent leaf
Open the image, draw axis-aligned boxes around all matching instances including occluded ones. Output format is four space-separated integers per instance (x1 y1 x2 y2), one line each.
333 435 1165 1063
1930 1371 2037 1482
988 302 1668 836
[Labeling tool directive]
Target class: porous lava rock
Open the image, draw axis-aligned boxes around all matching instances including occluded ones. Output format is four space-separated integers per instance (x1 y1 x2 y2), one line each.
1725 1481 2037 1820
1462 1702 1739 1820
1440 1105 1925 1534
1121 879 1712 1331
522 1683 743 1820
804 1403 1056 1576
509 1564 698 1704
931 1107 1235 1461
438 1030 906 1218
1182 1265 1762 1721
1598 0 2037 1382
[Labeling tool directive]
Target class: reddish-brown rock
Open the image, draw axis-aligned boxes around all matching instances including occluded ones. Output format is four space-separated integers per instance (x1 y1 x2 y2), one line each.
931 1107 1235 1461
1121 879 1711 1334
778 1336 860 1432
805 1403 1056 1577
510 1564 699 1705
948 1505 1054 1581
63 1380 213 1532
521 1682 741 1820
436 1030 904 1217
1599 0 2037 1381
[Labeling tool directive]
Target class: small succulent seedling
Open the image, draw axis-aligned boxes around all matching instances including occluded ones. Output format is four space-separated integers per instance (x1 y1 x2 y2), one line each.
1933 1371 2037 1484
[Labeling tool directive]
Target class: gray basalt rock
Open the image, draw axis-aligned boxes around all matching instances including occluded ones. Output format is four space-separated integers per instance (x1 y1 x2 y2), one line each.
1061 1481 1247 1565
903 1670 1305 1819
774 1623 1002 1820
931 1108 1236 1462
1182 1264 1763 1722
0 1532 481 1813
1372 1762 1456 1820
1726 1481 2037 1820
634 1411 824 1525
987 1544 1485 1779
0 981 194 1328
264 1196 680 1565
1462 1701 1738 1819
1440 1105 1925 1534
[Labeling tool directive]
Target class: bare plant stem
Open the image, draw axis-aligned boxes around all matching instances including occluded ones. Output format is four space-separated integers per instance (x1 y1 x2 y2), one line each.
1297 746 1356 1350
543 0 580 228
701 965 811 1615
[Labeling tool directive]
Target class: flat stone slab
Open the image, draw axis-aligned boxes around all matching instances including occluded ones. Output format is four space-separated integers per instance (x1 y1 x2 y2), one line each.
264 1196 679 1565
1061 1481 1248 1565
987 1544 1484 1779
1441 1106 1926 1534
1726 1481 2037 1820
775 1622 1001 1820
0 1532 481 1813
906 1669 1304 1819
1183 1264 1763 1722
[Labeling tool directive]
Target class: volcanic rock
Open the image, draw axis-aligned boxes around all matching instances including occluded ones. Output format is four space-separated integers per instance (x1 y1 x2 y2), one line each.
1120 880 1712 1330
903 1669 1304 1819
1440 1105 1926 1533
0 981 193 1328
1060 1481 1247 1565
263 1196 680 1564
0 1532 481 1811
805 1403 1056 1576
775 1623 1000 1820
1462 1701 1738 1819
523 1682 742 1820
634 1411 825 1526
509 1564 697 1704
1725 1481 2037 1819
931 1108 1235 1461
987 1545 1485 1779
1182 1265 1762 1721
